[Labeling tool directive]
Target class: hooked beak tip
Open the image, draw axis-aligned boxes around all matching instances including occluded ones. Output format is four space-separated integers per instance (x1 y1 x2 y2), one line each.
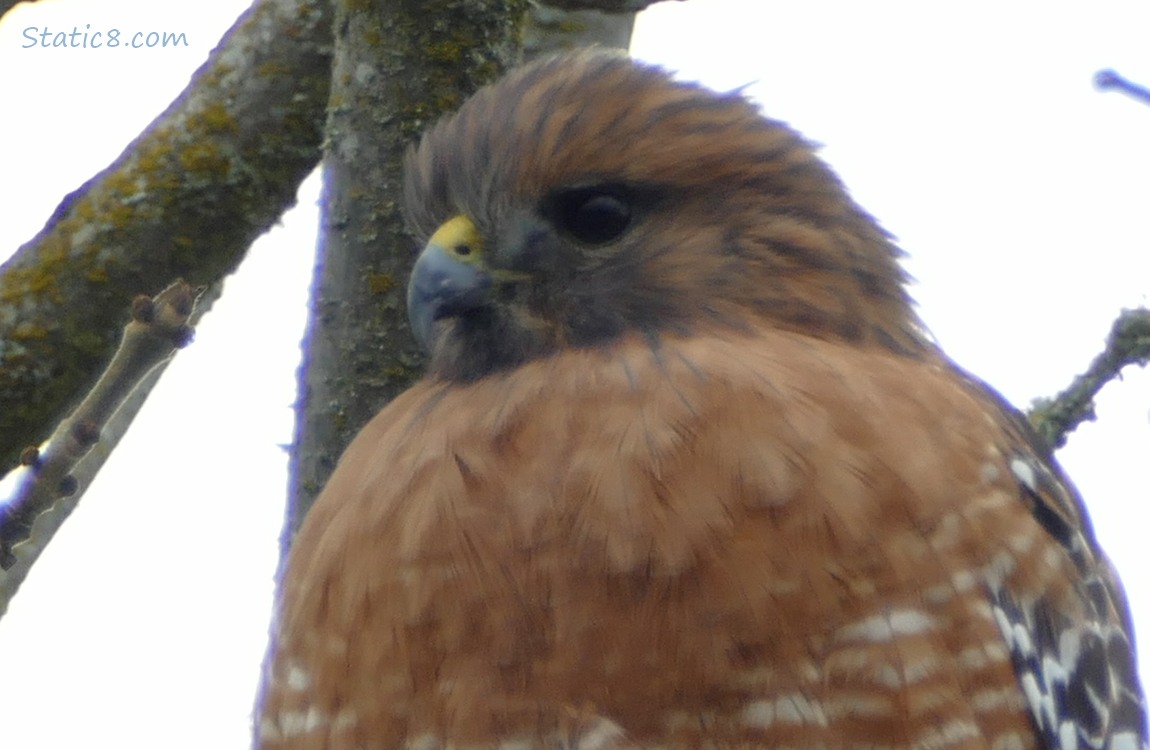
407 243 492 352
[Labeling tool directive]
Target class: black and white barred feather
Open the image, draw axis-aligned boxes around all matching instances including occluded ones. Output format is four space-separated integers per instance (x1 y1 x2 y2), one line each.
992 454 1148 750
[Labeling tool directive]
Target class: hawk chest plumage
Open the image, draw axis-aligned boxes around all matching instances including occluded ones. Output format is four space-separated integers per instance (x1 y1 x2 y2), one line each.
260 329 1097 749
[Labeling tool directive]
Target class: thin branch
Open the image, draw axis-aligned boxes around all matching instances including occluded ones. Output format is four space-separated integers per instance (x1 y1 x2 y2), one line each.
0 280 203 616
1094 69 1150 107
523 4 636 57
1028 308 1150 450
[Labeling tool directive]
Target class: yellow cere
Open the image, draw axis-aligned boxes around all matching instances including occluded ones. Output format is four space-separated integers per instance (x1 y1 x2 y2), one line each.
429 215 484 262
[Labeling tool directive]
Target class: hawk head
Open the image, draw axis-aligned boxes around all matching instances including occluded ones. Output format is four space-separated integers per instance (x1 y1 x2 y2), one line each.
405 51 930 381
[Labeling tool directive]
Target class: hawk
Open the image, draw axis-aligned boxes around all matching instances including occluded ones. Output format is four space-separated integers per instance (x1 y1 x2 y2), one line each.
257 51 1147 750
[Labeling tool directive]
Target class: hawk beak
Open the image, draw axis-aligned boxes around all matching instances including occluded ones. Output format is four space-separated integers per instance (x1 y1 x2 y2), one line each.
407 215 492 352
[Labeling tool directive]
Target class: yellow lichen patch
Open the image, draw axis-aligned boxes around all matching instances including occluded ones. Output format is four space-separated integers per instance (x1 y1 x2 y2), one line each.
557 19 589 34
100 194 137 228
382 364 417 381
257 61 291 78
179 141 232 177
366 272 394 294
198 62 232 89
0 236 68 304
99 170 144 204
188 102 239 136
12 322 50 340
427 41 464 65
126 140 182 195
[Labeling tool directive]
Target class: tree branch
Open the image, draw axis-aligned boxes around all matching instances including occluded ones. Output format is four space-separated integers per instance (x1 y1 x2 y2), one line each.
0 0 332 478
1028 307 1150 450
523 3 636 56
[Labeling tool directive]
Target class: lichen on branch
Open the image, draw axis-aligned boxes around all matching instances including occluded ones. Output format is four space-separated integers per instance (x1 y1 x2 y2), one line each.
1028 307 1150 450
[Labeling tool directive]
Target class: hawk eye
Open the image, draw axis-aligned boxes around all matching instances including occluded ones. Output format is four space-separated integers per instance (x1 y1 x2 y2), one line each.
553 186 632 245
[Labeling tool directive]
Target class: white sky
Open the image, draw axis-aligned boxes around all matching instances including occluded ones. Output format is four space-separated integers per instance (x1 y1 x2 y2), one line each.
0 1 1148 748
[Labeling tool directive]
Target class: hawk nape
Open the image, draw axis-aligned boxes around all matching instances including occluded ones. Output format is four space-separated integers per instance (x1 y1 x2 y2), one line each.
257 52 1147 750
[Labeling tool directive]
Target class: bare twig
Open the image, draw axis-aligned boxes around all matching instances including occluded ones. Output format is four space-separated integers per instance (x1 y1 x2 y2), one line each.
1094 69 1150 107
0 281 202 613
1028 308 1150 450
